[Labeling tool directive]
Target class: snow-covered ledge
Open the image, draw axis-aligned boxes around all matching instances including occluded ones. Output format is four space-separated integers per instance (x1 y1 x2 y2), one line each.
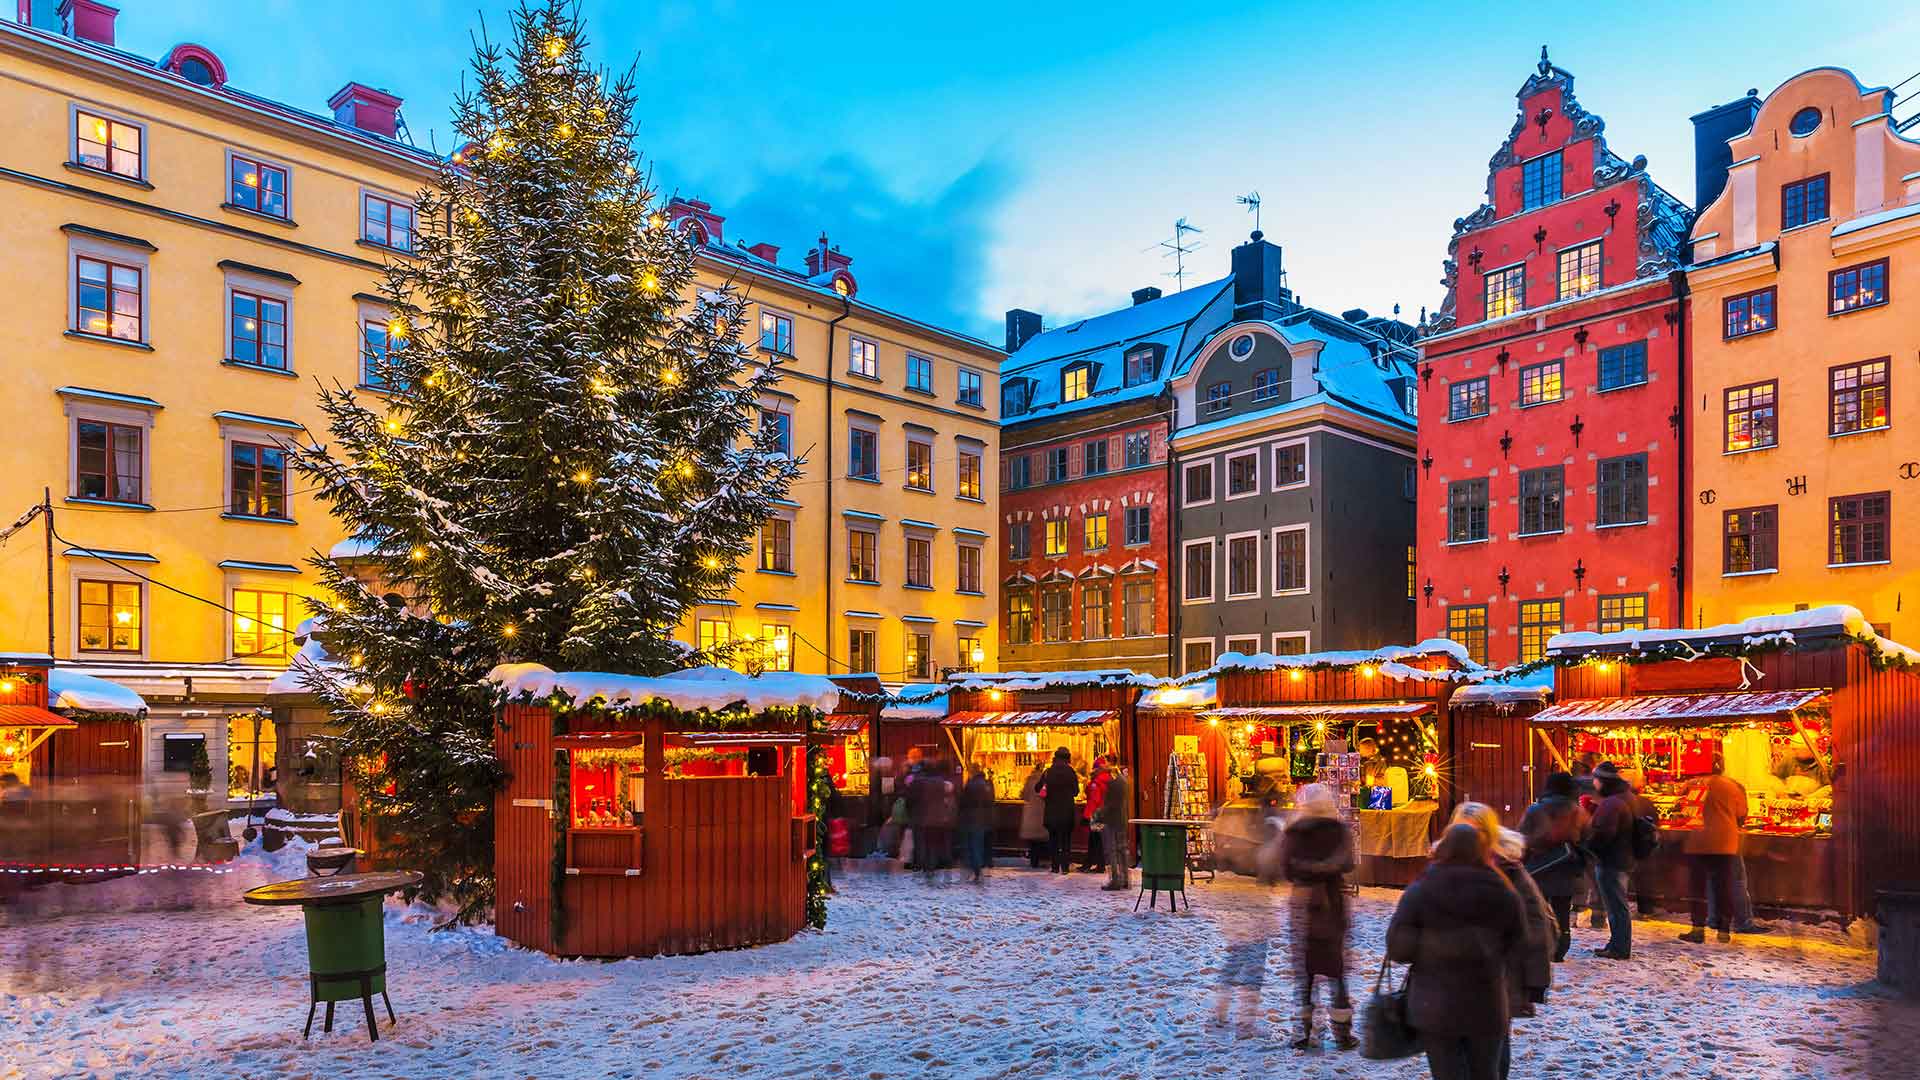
48 668 147 715
488 663 843 713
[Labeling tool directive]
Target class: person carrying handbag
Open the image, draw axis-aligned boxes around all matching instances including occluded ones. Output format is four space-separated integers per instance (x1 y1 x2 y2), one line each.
1519 772 1590 962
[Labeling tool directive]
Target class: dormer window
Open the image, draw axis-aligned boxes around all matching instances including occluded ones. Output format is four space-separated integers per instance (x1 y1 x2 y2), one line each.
1062 364 1091 402
1521 150 1562 210
1123 347 1156 387
1003 379 1032 417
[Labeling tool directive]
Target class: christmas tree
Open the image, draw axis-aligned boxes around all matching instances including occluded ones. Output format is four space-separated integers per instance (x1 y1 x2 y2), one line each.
290 0 799 922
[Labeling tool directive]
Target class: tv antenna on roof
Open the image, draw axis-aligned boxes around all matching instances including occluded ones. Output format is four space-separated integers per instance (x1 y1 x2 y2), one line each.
1156 218 1205 290
1236 191 1262 235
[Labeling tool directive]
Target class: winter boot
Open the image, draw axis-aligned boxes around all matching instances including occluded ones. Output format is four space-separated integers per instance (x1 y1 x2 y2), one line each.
1330 1006 1357 1051
1290 1009 1316 1051
1677 928 1706 943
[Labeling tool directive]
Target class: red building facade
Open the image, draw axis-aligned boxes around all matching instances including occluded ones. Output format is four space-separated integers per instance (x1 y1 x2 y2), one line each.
1415 50 1691 667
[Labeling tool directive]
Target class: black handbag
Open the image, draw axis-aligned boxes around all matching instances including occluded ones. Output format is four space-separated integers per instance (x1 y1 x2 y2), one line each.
1361 957 1420 1061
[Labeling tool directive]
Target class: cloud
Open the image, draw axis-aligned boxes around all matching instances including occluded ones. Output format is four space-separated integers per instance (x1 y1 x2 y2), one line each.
659 153 1017 341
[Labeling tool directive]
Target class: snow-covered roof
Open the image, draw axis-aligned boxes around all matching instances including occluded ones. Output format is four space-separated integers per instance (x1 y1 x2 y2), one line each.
1000 277 1233 426
882 683 948 721
488 663 843 714
1452 666 1555 705
944 669 1164 692
1204 639 1477 681
1546 604 1920 666
1176 307 1418 432
266 618 344 696
48 668 147 715
1140 679 1216 709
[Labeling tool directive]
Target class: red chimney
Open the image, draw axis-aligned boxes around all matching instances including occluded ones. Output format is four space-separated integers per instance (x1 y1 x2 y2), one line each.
56 0 116 46
665 197 724 247
804 232 853 277
327 82 403 139
745 242 780 264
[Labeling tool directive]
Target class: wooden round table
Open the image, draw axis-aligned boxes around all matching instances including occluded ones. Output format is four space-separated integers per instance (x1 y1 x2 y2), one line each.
244 870 421 1041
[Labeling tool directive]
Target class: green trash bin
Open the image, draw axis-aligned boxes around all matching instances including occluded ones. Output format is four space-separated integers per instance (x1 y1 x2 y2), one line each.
243 869 421 1041
1130 819 1193 912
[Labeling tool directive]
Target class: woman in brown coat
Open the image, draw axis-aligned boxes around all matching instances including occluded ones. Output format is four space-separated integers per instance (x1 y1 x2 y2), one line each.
1454 802 1554 1015
1277 783 1357 1051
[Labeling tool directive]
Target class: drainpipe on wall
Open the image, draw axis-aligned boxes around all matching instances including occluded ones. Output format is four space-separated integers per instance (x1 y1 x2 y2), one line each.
1671 268 1690 629
1163 393 1180 676
823 295 853 671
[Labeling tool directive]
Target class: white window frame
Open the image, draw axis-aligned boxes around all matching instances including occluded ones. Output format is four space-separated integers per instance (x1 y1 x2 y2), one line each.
222 266 297 373
906 353 935 394
1272 438 1310 492
218 416 299 523
1224 447 1261 501
68 565 148 660
956 365 985 407
1224 635 1263 656
846 524 880 583
956 442 984 500
356 298 400 391
758 306 796 356
1181 536 1216 604
956 540 984 594
848 335 879 379
1271 631 1311 655
847 417 881 481
63 394 157 506
358 187 417 253
1271 523 1311 596
1181 637 1217 674
904 434 935 492
759 510 795 574
69 103 148 182
1182 459 1216 508
903 531 935 589
1224 530 1262 600
67 233 152 345
223 147 293 221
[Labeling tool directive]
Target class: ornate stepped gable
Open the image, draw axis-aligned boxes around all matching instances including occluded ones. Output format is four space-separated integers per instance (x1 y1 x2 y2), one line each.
1423 48 1691 337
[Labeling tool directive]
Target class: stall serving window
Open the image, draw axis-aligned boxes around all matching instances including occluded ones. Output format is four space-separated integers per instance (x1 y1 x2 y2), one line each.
945 711 1117 803
824 714 870 795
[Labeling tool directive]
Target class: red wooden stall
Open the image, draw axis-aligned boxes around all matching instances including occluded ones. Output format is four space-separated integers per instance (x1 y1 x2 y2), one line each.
3 657 147 875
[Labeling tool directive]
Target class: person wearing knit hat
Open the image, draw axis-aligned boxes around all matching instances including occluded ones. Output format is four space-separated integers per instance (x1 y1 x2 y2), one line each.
1279 782 1357 1050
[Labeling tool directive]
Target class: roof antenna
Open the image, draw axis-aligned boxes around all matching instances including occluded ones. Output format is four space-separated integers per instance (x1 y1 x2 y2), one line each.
1235 191 1263 238
1156 218 1205 291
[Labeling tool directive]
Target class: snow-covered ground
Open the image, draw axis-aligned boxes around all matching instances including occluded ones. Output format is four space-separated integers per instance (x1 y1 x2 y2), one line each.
3 845 1916 1080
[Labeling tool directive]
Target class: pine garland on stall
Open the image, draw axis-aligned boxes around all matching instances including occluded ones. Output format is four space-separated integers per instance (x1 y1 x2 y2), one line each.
289 0 797 924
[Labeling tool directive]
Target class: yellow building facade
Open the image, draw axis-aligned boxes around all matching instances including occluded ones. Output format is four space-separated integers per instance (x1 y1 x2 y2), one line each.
0 9 436 801
667 199 1003 681
1687 68 1920 641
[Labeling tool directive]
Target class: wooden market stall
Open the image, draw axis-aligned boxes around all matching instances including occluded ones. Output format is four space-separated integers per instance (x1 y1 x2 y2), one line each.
2 656 149 875
492 664 848 958
816 675 884 858
1206 642 1473 886
1534 606 1920 920
1446 673 1555 822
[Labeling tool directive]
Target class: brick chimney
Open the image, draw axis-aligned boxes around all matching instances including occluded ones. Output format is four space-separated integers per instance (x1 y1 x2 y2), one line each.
804 232 853 277
1005 309 1043 354
665 197 724 246
1131 286 1163 306
746 242 780 264
327 82 403 139
56 0 116 46
1230 230 1288 323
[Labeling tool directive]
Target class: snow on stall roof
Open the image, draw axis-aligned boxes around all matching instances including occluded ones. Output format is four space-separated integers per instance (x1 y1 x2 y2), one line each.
1140 679 1216 709
1452 665 1555 704
1203 639 1477 681
47 668 147 715
488 663 843 714
1546 604 1920 666
944 669 1164 693
882 682 948 720
265 618 346 696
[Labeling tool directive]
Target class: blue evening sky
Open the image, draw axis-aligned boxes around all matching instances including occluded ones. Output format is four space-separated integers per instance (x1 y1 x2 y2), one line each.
122 1 1919 343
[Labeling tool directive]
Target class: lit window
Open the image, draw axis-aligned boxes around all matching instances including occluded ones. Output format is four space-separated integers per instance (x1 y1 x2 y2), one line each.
1519 360 1563 406
74 110 142 179
847 628 876 672
1556 241 1602 299
1724 288 1776 338
1830 360 1889 435
957 634 983 670
760 518 792 573
1598 594 1648 634
1449 377 1490 420
760 625 794 672
906 440 934 491
1518 599 1562 664
1829 260 1888 315
362 193 415 252
232 589 294 659
1724 381 1778 452
229 289 289 369
1006 591 1034 644
1521 151 1562 210
75 420 142 503
229 155 288 218
905 631 932 679
1447 605 1488 665
74 257 142 341
697 618 732 659
957 446 982 499
759 310 794 354
230 441 289 519
1044 520 1067 557
77 579 141 653
1483 265 1526 320
848 528 878 582
1062 365 1091 402
1084 513 1108 552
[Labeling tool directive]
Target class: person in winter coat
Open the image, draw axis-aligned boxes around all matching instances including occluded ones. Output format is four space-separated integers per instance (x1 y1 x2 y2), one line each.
1080 756 1111 872
1518 771 1589 962
1036 747 1081 874
1679 755 1747 944
1453 803 1554 1016
1019 761 1049 868
1586 762 1639 959
1278 783 1358 1051
1099 758 1133 891
1386 823 1527 1080
911 761 956 881
957 764 996 883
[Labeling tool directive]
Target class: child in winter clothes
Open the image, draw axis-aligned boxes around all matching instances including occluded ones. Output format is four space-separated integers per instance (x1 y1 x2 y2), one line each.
1279 783 1358 1050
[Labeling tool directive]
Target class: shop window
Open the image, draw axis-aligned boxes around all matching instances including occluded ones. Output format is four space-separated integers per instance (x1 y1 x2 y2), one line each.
1829 360 1889 435
1518 360 1563 406
759 310 794 355
1449 377 1490 421
1597 341 1646 391
1273 525 1308 594
1483 264 1525 319
1597 594 1648 634
1829 492 1891 566
1083 439 1108 476
907 354 934 394
1518 599 1562 664
1183 639 1216 674
957 367 983 407
1782 174 1829 229
230 441 290 519
1723 506 1778 574
1046 446 1069 483
957 446 982 499
956 543 982 593
1829 260 1888 315
362 317 406 389
75 420 142 503
1124 506 1150 546
74 109 145 179
228 713 277 798
568 744 645 828
1124 431 1151 468
760 518 792 573
848 427 878 480
1563 718 1831 837
1448 478 1489 542
1006 591 1034 644
848 528 878 582
362 193 415 252
74 256 143 341
848 336 878 378
906 439 934 491
847 628 876 672
1182 538 1214 602
232 588 294 659
1518 465 1564 535
1724 381 1778 452
1521 151 1562 210
77 579 141 653
1082 585 1110 640
1724 288 1776 338
905 536 932 588
959 717 1117 803
1122 579 1154 637
1226 533 1260 599
1596 454 1647 526
229 154 288 219
1044 519 1067 557
1183 460 1214 505
1226 450 1259 497
1273 441 1308 489
1062 364 1091 402
1040 589 1071 642
161 733 204 773
1008 523 1030 561
1084 513 1108 552
905 631 932 679
762 410 791 457
1556 241 1601 299
229 289 289 370
1447 605 1488 665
